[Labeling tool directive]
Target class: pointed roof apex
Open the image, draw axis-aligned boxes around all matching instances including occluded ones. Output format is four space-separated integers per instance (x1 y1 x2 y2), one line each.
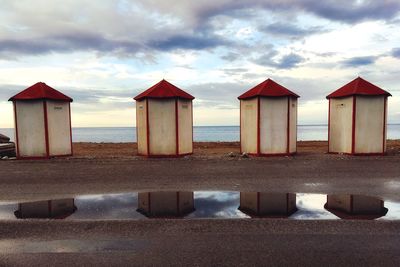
134 79 194 101
238 78 299 100
9 82 73 102
327 77 391 99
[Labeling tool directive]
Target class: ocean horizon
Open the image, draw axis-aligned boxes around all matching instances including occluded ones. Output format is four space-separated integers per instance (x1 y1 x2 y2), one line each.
1 124 400 143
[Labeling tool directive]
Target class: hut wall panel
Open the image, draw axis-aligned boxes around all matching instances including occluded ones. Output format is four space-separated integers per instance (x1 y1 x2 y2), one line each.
136 100 148 155
15 101 46 157
178 99 193 154
329 97 353 153
327 195 352 213
178 192 194 215
355 96 385 153
240 192 258 212
260 97 287 154
352 195 382 214
240 99 258 153
148 99 176 155
259 193 288 214
46 101 71 156
289 98 298 153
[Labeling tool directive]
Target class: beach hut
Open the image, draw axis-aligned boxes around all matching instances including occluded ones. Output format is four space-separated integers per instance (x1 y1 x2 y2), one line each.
239 192 297 217
238 79 299 156
327 77 391 155
137 191 195 218
9 82 73 159
134 80 194 157
14 199 76 219
324 194 387 220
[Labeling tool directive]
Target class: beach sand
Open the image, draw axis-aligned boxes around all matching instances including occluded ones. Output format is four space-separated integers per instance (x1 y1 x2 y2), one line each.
72 140 400 158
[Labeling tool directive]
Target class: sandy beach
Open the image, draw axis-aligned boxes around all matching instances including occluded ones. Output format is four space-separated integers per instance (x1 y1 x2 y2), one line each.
71 140 400 158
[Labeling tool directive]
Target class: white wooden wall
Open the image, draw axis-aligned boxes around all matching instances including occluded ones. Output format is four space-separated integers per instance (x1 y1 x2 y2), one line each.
329 97 353 153
15 101 46 157
355 96 385 153
240 98 258 153
47 101 71 156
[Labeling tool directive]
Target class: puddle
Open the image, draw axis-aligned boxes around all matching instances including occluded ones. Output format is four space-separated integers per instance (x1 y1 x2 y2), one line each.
0 191 397 220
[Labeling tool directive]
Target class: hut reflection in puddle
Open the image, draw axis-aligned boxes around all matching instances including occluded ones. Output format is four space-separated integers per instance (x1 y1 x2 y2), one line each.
137 192 195 218
14 199 77 219
324 194 388 219
238 192 298 218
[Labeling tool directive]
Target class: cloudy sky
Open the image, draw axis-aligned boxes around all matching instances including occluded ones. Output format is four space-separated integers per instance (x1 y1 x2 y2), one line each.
0 0 400 127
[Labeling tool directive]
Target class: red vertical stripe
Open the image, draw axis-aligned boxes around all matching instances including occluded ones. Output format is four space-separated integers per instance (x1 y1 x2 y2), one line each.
135 101 139 153
286 97 290 154
13 101 20 158
68 102 73 155
257 97 261 155
175 98 179 156
351 96 356 154
327 99 331 153
43 101 50 158
382 97 387 154
191 101 194 153
239 100 242 154
146 99 150 156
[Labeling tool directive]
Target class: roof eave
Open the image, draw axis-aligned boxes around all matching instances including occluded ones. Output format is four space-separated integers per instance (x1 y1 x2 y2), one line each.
134 96 194 101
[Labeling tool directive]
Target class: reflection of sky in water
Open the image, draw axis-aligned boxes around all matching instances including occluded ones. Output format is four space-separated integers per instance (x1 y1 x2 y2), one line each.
70 193 145 220
377 201 400 221
0 192 399 220
0 203 17 220
292 193 339 220
187 191 249 219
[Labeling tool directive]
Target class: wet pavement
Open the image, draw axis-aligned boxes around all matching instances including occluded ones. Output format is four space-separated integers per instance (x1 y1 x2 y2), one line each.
0 191 397 220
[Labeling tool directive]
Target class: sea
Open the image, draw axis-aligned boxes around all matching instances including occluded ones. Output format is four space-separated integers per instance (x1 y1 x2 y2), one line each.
1 125 400 143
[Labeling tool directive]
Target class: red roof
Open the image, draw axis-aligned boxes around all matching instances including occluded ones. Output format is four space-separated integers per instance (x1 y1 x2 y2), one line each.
9 82 73 102
238 78 299 100
327 77 391 99
134 79 194 101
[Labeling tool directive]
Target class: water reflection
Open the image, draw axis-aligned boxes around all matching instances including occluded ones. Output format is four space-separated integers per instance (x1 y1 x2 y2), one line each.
239 192 297 218
70 193 143 220
324 194 388 220
15 199 76 219
0 191 396 221
187 191 247 218
137 192 195 218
